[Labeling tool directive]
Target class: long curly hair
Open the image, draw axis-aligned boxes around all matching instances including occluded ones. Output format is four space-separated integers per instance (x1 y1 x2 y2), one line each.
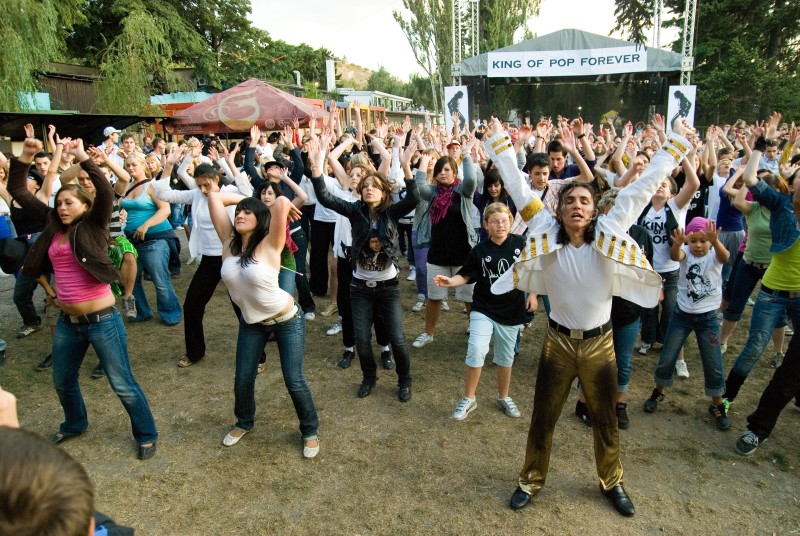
555 182 599 246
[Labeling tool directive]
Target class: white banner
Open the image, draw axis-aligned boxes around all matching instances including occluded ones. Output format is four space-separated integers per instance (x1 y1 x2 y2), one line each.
444 85 469 134
666 85 697 129
487 46 648 78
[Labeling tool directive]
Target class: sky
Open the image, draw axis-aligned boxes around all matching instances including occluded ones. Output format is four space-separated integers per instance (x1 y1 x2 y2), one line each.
249 0 681 82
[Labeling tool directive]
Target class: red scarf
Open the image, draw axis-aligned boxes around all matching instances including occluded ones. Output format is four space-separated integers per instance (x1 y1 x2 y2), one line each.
285 225 298 254
429 179 461 225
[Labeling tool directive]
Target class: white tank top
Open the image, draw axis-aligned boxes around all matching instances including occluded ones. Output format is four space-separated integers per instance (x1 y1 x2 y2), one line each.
221 256 291 324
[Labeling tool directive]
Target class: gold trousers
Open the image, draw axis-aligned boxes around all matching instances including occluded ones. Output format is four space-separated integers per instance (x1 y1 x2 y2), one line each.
518 327 623 494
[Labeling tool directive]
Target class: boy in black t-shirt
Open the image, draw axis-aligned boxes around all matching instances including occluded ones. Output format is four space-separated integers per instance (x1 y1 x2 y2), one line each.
435 203 535 420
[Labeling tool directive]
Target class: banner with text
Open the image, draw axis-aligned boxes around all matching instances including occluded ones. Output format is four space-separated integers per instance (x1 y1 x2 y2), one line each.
487 46 648 78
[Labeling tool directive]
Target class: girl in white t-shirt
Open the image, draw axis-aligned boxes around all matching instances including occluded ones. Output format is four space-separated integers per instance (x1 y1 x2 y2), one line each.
643 217 731 430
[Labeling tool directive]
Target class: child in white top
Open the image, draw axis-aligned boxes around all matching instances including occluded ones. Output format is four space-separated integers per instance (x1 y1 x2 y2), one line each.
644 217 731 429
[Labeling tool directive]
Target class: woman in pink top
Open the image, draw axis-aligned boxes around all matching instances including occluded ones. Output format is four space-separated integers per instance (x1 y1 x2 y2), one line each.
7 134 157 460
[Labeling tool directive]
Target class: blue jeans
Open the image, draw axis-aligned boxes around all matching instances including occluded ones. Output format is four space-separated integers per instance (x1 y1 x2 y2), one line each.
51 310 157 444
291 228 315 313
641 269 679 345
411 229 428 298
731 289 800 379
613 318 640 392
279 267 296 296
654 307 725 396
350 279 411 386
233 312 318 440
131 238 182 325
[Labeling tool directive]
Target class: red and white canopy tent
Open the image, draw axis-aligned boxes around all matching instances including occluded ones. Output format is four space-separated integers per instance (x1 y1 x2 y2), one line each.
164 78 328 135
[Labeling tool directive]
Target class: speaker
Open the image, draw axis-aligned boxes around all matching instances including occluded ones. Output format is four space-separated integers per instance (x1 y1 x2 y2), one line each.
648 76 667 105
473 78 490 106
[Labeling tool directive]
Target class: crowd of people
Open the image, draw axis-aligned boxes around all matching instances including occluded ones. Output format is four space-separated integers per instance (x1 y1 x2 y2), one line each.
1 105 799 525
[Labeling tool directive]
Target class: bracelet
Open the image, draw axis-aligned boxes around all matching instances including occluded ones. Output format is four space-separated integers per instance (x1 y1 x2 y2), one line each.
577 134 586 139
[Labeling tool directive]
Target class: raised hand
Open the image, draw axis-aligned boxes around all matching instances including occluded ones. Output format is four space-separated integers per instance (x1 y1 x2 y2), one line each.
702 220 721 243
208 146 220 162
23 123 35 139
672 227 686 245
559 124 576 152
765 111 782 141
652 114 665 132
570 117 584 136
249 124 261 147
400 139 418 167
165 144 183 167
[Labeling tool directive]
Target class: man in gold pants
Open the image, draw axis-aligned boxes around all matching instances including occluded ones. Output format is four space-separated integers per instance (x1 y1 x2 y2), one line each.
485 116 695 516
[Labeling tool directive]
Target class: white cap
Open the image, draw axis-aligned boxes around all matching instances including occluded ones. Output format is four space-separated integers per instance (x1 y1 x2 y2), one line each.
103 126 122 138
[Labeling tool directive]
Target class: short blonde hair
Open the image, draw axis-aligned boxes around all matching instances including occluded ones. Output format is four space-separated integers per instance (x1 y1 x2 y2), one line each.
483 202 513 223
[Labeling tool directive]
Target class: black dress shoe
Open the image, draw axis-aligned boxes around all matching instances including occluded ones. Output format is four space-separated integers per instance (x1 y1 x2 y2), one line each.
138 442 157 460
338 350 355 369
398 385 411 402
51 432 82 445
601 484 635 517
35 354 53 372
357 381 375 398
509 487 532 510
381 350 394 370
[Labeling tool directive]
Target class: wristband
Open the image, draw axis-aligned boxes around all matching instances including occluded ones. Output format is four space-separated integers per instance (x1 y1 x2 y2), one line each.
577 134 586 139
753 136 767 153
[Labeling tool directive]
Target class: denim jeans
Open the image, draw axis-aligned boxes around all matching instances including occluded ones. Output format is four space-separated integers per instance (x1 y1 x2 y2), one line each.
728 289 800 391
465 311 521 368
233 312 318 440
131 238 183 325
51 310 157 444
613 318 640 392
719 230 745 283
411 229 428 298
641 269 679 345
746 330 800 439
13 271 41 326
723 257 767 322
350 279 412 387
337 259 389 349
654 307 725 396
279 267 296 296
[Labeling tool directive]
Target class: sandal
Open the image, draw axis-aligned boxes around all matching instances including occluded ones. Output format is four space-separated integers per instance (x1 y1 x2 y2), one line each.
257 362 266 374
177 357 195 368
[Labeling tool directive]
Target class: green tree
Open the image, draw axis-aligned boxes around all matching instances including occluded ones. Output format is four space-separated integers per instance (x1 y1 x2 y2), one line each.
367 67 407 96
0 0 85 110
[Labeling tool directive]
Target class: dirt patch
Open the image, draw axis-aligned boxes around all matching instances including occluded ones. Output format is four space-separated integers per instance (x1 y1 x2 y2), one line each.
1 248 798 535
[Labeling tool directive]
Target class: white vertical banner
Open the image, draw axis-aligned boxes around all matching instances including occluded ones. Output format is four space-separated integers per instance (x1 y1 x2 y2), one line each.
666 85 697 129
325 60 336 92
444 85 469 134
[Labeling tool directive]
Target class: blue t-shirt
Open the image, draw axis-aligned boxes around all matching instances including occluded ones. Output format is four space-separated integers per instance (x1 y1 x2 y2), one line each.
716 193 744 232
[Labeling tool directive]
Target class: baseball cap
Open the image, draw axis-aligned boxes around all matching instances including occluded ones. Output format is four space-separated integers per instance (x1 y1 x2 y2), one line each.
263 160 286 171
446 140 462 149
103 127 122 138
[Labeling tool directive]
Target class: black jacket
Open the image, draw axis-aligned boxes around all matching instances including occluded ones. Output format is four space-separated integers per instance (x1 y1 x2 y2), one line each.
310 175 419 272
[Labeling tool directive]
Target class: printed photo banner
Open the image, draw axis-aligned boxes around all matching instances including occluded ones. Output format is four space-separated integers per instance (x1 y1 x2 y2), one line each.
487 46 648 78
666 85 697 130
444 85 469 134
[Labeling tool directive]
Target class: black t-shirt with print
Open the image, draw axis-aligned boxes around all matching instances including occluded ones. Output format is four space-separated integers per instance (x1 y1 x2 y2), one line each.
457 234 526 326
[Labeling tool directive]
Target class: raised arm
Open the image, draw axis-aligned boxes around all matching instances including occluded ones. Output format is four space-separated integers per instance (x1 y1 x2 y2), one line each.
7 130 50 222
88 145 131 196
328 136 357 189
732 174 754 214
673 145 700 209
207 191 245 255
68 140 114 226
279 168 307 208
669 227 687 262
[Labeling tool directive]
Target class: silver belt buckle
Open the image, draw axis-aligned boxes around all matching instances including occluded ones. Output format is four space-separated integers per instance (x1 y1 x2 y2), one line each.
366 280 377 288
569 329 584 340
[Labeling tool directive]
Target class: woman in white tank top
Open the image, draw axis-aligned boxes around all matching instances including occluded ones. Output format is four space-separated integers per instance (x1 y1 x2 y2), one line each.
208 192 319 458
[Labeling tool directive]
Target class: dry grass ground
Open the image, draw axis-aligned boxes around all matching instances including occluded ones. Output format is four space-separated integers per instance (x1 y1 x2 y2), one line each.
1 242 798 535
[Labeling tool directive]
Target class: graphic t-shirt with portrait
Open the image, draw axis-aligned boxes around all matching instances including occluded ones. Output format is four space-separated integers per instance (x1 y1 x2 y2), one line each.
676 246 723 314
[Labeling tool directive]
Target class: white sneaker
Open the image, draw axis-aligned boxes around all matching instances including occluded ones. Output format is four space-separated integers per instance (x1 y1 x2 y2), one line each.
452 397 477 420
746 298 755 306
638 342 652 355
412 332 434 348
406 267 416 281
304 312 316 321
326 319 342 336
496 397 521 418
720 343 727 354
411 294 426 312
675 360 690 378
440 301 450 312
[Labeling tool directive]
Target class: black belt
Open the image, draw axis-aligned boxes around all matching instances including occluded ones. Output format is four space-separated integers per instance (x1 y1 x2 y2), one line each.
62 306 116 324
549 319 612 340
743 258 769 270
353 277 399 288
761 285 800 299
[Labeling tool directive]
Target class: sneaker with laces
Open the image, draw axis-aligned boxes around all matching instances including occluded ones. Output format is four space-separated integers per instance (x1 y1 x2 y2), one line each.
616 403 630 429
406 267 416 281
17 323 43 339
675 360 690 378
643 388 664 413
440 301 450 312
411 294 426 312
735 430 762 455
320 302 338 317
412 332 434 348
304 312 316 321
122 295 137 319
769 352 784 368
452 397 477 420
497 397 521 418
746 297 755 306
720 342 727 354
637 342 651 355
708 403 731 430
575 400 591 426
338 349 354 369
326 319 342 336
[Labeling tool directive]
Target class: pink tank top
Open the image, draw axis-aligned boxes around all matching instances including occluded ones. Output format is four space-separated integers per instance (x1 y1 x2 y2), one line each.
48 233 112 304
